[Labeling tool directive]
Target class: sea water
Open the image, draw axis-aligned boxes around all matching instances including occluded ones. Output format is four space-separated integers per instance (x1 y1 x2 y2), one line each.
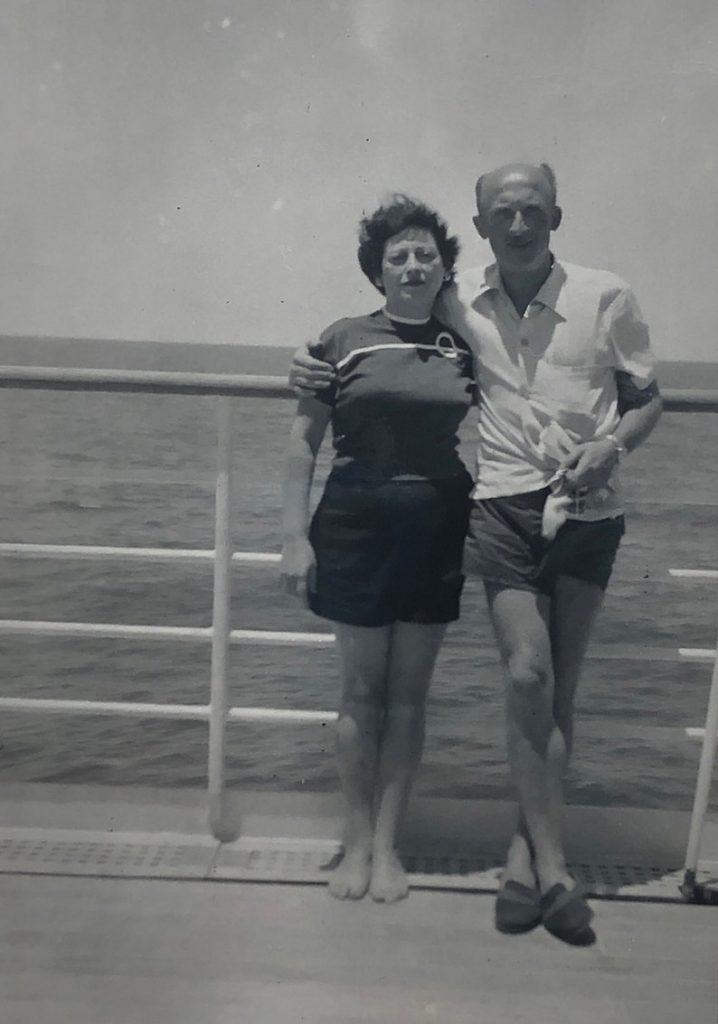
0 341 715 811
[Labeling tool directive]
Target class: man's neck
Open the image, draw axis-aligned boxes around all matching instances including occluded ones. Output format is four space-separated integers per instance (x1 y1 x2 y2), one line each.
498 255 554 317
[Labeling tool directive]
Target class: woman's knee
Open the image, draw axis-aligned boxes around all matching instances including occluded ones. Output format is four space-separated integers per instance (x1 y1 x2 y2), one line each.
385 656 436 709
385 676 431 713
339 658 387 705
335 707 377 744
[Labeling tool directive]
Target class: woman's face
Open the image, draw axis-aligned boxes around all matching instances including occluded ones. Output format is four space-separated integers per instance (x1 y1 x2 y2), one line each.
378 227 446 315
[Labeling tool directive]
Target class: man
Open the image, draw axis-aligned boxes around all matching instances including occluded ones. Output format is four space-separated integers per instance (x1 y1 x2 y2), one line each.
290 164 662 942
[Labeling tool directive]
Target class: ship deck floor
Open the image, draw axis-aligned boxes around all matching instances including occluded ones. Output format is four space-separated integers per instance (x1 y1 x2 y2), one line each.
2 874 717 1024
0 784 716 1024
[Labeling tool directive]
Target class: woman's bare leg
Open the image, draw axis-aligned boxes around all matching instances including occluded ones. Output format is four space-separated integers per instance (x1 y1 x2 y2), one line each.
370 621 447 902
329 622 391 899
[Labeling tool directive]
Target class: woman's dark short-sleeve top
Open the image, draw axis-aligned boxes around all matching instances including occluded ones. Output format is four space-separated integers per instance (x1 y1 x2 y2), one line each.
310 309 475 481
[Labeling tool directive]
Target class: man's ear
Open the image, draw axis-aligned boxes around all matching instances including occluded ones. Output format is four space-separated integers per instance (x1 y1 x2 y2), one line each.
472 214 488 240
551 205 563 231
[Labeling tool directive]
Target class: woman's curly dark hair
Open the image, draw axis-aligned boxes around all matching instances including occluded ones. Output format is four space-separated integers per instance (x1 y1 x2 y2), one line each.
357 193 460 295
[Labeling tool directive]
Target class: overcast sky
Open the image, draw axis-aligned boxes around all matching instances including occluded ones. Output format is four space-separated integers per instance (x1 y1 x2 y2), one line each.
2 0 717 360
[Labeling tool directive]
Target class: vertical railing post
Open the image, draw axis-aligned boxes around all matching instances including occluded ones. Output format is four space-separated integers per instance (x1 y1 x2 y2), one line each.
681 629 718 901
208 395 236 841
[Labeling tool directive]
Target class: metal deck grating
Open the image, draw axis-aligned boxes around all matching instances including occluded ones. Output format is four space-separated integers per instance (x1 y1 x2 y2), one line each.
0 829 218 878
1 827 715 902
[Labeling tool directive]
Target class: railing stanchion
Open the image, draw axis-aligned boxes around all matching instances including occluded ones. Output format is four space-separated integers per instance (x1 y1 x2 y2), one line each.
208 396 236 841
681 629 718 901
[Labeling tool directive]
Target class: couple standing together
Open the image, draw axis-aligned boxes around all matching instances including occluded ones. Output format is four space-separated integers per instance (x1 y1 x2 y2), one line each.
281 162 662 944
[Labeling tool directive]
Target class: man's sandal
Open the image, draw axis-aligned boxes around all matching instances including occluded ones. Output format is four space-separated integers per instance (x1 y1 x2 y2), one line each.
540 883 595 945
495 879 542 934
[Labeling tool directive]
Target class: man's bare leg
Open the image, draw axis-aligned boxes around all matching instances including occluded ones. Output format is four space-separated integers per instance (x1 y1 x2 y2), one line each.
551 575 605 758
370 622 446 902
503 810 536 890
485 584 572 894
329 623 390 900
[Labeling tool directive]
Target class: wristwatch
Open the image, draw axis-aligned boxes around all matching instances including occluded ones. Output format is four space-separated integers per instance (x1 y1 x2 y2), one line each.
604 433 627 459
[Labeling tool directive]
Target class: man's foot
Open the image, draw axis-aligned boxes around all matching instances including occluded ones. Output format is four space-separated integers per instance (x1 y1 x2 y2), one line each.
327 845 372 900
540 882 595 946
495 878 542 934
369 848 409 903
535 861 576 897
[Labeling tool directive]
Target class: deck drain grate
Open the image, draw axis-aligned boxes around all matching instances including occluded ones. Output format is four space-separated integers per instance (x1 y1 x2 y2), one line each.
570 862 684 896
0 830 709 901
211 843 692 900
0 833 216 878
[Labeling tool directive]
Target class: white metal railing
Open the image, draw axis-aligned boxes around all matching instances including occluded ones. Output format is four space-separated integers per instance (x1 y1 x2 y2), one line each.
668 568 718 902
0 366 716 873
0 543 280 563
0 368 339 843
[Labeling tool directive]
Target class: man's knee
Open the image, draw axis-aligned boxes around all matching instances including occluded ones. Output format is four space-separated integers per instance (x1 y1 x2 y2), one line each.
506 651 551 703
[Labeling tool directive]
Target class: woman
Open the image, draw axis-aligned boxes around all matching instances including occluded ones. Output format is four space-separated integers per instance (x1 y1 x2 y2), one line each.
281 195 474 902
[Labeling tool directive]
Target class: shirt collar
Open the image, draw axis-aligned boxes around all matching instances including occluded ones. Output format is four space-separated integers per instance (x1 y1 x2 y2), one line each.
474 257 568 318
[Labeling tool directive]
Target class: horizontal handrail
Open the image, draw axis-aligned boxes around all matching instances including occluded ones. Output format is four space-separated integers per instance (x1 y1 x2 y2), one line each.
670 569 718 580
0 548 713 580
0 697 335 724
679 648 716 661
0 365 715 410
0 696 711 744
660 389 718 412
0 365 293 398
0 620 334 645
0 543 279 564
0 614 711 660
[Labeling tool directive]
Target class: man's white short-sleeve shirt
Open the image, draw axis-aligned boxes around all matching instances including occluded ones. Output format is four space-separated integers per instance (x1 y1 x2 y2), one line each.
435 259 657 518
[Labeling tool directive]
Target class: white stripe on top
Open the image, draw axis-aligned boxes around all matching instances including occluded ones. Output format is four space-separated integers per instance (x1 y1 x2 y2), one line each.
335 341 459 373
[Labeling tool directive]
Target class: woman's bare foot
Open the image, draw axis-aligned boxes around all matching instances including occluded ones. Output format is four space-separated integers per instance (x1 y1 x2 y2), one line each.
327 845 372 900
369 847 409 903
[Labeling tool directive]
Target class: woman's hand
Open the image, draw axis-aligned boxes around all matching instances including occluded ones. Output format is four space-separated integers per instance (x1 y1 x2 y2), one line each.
289 344 336 395
280 536 316 603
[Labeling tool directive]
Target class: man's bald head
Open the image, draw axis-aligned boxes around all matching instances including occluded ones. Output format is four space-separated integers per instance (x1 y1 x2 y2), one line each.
474 163 557 216
472 162 561 275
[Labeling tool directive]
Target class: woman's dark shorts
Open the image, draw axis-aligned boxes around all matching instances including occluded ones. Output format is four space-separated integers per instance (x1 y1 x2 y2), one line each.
308 470 473 626
463 487 625 596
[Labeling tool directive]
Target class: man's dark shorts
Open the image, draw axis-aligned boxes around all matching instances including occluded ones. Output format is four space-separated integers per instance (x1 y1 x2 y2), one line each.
463 487 625 596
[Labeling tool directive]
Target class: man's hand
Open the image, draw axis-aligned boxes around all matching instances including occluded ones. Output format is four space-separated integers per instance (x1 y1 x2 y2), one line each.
280 536 316 604
560 438 619 490
289 343 335 395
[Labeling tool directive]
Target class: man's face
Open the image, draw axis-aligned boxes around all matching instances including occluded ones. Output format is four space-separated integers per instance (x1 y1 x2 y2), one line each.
474 169 560 274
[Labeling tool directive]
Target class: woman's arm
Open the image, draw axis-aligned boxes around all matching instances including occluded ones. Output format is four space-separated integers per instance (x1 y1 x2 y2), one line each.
281 396 332 600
